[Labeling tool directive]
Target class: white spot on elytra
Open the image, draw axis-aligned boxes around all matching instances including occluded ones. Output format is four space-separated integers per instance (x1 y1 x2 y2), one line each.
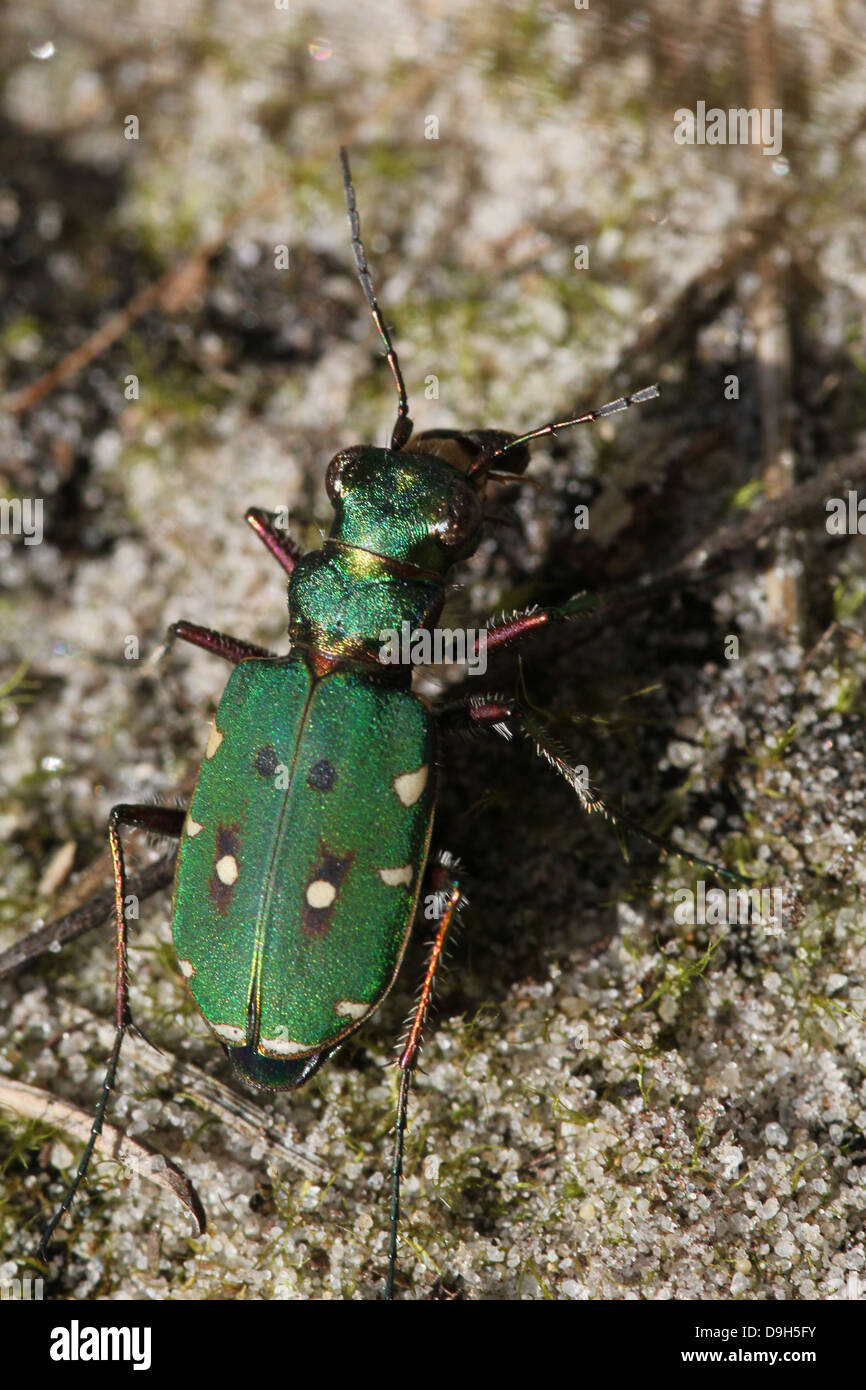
212 1023 245 1044
179 958 196 978
205 722 224 759
336 1000 368 1020
215 854 239 885
378 864 413 887
260 1036 310 1057
306 879 336 909
393 763 428 807
185 815 203 838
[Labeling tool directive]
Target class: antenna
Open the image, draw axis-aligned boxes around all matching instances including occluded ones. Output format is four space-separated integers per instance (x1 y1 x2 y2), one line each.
468 384 660 480
339 148 413 451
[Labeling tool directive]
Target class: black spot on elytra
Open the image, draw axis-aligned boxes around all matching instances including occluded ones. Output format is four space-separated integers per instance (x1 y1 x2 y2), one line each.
307 758 336 792
216 824 240 857
302 848 354 938
210 823 241 915
255 744 279 777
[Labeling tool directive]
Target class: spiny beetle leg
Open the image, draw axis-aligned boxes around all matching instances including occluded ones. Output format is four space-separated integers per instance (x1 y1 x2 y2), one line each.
386 852 464 1300
436 693 515 736
443 694 749 888
244 506 301 576
516 706 749 885
480 590 603 656
37 803 186 1260
157 619 276 668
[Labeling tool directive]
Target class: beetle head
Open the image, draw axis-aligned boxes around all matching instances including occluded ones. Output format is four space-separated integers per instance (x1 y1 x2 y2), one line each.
324 444 486 573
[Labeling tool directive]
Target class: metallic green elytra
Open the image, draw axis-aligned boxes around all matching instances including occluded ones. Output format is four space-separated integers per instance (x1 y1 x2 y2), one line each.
172 650 435 1086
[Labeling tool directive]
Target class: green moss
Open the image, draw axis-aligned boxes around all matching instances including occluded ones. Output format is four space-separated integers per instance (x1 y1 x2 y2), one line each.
3 312 41 344
629 935 725 1019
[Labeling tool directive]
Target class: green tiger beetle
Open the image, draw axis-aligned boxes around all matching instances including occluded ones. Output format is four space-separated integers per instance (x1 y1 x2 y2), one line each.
36 148 747 1298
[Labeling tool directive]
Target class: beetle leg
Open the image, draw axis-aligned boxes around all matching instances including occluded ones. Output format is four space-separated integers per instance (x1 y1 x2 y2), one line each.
436 693 516 735
37 803 186 1259
478 566 743 660
151 619 276 670
476 590 602 656
439 694 749 887
245 506 301 575
386 851 464 1300
0 852 177 979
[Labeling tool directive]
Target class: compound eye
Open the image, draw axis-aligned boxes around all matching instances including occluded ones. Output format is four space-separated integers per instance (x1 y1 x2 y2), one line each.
432 484 481 548
325 447 365 502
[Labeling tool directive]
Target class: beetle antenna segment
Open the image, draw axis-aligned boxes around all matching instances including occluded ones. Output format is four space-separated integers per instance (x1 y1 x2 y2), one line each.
339 147 413 451
468 384 660 479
